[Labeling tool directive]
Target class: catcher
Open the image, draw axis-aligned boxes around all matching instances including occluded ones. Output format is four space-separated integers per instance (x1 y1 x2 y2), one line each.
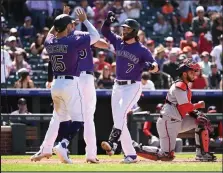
133 58 217 162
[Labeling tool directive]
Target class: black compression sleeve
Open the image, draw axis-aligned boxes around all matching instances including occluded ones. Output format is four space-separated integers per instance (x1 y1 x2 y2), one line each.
47 61 53 82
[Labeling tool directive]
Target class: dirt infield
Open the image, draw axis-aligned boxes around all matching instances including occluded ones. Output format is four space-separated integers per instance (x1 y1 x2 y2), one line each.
2 157 222 164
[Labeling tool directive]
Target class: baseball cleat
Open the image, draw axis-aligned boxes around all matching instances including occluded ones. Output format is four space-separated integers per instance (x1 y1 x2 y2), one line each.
195 152 217 162
86 158 99 164
120 155 137 164
30 150 52 162
158 151 175 161
101 141 116 156
53 142 72 164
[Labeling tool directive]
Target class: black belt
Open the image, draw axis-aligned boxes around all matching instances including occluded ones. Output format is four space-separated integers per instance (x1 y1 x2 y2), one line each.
54 75 74 80
85 71 94 76
160 115 177 121
116 80 136 85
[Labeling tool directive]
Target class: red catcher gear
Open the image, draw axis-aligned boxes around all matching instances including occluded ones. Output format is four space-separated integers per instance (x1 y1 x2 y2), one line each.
174 81 202 118
195 127 210 153
177 58 201 74
201 130 209 152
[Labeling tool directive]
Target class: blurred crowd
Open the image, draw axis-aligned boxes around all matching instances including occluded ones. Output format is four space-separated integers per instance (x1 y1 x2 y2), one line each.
1 0 223 89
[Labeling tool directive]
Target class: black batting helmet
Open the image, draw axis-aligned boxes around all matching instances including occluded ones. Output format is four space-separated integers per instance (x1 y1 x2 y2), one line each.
54 14 72 33
177 58 200 76
121 19 140 40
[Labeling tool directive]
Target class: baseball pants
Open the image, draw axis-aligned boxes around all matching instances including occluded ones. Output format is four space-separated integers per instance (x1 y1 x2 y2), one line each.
79 71 97 159
149 136 183 152
40 77 84 153
157 115 196 153
112 81 142 156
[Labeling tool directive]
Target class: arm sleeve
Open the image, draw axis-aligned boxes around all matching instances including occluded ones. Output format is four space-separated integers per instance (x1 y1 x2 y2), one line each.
143 121 152 136
47 61 53 82
101 21 121 47
83 19 100 45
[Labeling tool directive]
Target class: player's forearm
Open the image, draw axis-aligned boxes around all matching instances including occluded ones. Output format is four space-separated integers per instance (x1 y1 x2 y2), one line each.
83 19 100 45
93 38 109 49
101 21 111 38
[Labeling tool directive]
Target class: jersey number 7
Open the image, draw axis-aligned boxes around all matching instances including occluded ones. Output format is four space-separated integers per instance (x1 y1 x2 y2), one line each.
51 55 66 72
126 63 134 73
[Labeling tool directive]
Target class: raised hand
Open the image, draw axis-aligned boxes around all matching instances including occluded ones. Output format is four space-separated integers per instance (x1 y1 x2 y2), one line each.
75 7 87 22
106 11 118 24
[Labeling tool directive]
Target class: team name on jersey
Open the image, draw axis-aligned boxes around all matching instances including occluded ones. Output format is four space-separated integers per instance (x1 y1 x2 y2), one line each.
46 45 68 54
116 50 139 64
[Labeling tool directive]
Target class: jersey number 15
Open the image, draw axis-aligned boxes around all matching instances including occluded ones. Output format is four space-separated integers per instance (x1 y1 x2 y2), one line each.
51 55 66 72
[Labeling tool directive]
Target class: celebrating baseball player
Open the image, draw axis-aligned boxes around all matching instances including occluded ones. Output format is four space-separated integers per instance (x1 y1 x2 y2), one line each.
50 6 108 164
100 11 159 163
133 59 217 162
31 8 100 163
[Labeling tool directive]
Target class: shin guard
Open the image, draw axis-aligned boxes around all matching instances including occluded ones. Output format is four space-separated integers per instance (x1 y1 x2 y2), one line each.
195 125 210 153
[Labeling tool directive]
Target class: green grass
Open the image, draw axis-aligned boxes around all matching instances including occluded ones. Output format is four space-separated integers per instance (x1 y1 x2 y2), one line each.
1 154 222 171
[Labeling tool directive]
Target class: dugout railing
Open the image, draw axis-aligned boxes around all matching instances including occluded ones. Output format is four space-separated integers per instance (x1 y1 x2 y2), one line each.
1 113 222 154
1 89 223 154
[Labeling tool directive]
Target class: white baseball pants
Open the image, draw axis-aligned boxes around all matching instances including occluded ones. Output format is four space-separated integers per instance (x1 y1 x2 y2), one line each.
157 115 196 153
79 71 97 159
112 81 142 156
40 77 84 153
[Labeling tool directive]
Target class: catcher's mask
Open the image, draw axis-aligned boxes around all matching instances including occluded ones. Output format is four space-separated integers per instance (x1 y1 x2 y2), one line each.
177 58 201 76
121 19 140 41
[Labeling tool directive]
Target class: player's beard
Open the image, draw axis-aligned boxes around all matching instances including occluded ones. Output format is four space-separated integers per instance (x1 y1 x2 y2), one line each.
186 73 194 82
122 33 134 41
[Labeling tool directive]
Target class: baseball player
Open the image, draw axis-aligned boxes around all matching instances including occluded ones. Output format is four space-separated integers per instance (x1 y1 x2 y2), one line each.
50 6 108 164
133 59 217 162
142 103 183 152
31 8 100 163
100 11 159 163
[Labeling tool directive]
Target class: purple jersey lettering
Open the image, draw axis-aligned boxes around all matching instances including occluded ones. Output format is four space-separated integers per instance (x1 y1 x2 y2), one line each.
101 25 156 81
72 30 94 72
44 33 90 76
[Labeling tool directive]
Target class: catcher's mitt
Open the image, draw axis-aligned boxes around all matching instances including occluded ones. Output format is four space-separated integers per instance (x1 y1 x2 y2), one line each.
190 110 214 133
